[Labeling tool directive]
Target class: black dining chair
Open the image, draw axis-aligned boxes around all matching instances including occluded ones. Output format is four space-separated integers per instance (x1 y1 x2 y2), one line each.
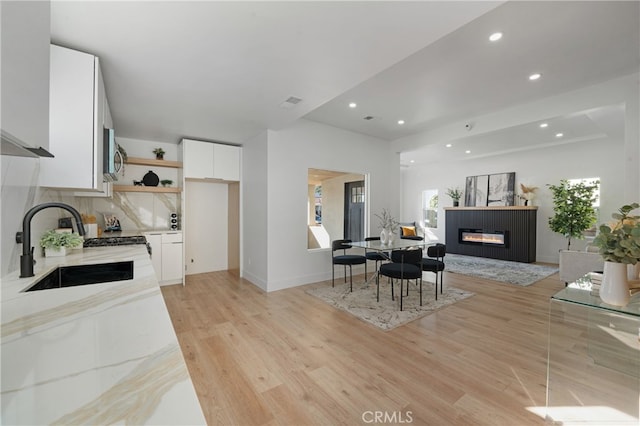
332 239 367 291
420 243 446 300
364 236 388 281
378 248 423 311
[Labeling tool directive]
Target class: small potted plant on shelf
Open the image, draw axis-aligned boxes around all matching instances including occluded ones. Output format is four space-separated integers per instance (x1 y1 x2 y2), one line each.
39 229 84 257
160 179 173 187
446 187 463 207
153 148 165 160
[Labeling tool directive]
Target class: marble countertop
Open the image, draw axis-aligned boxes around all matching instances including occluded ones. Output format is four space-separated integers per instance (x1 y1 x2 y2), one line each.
1 245 205 425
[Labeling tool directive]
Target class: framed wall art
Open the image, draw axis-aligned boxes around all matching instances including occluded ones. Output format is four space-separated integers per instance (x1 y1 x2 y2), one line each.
464 172 515 206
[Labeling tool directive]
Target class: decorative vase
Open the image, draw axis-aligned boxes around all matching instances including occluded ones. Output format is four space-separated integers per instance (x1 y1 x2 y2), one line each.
387 228 395 245
142 170 159 187
453 200 460 207
600 261 630 306
380 229 388 245
45 246 68 257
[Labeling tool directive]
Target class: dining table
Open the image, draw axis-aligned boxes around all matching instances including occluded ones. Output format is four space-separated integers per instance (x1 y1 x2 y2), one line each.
350 237 435 285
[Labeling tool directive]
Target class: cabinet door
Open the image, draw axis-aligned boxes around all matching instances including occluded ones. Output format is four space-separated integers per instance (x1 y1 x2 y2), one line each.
145 233 163 282
40 45 98 190
0 1 50 152
213 144 240 181
162 242 183 282
182 139 214 179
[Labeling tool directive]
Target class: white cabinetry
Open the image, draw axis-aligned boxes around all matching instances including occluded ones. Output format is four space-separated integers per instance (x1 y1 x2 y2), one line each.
39 45 110 192
181 139 240 181
0 1 51 156
145 231 183 286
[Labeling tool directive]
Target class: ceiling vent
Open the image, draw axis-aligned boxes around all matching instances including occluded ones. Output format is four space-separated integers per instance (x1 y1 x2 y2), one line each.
279 96 303 109
363 116 375 120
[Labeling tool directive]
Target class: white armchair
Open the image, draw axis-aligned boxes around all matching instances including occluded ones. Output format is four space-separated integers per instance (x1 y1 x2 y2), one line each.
559 246 604 284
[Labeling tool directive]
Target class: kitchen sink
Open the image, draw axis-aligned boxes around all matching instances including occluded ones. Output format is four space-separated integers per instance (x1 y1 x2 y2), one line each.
24 261 134 292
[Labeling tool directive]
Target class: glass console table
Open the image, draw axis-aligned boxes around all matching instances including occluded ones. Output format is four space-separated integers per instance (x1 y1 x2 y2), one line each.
547 275 640 424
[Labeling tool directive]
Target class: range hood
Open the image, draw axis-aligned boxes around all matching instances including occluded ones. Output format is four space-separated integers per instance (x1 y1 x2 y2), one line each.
1 130 53 158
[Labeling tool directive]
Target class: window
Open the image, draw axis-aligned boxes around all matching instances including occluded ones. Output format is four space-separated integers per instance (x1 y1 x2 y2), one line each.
422 189 438 228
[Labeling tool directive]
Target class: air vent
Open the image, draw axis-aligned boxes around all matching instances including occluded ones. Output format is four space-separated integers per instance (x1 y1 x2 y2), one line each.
363 116 375 120
279 96 303 109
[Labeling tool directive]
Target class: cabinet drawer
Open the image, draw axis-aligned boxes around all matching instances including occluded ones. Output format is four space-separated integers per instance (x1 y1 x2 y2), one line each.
162 232 183 243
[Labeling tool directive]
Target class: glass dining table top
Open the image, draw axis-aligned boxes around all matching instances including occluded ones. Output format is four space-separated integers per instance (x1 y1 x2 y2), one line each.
350 238 434 251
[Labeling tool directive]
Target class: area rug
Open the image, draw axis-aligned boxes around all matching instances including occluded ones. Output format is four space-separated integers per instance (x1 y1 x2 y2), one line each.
306 277 474 331
444 254 558 286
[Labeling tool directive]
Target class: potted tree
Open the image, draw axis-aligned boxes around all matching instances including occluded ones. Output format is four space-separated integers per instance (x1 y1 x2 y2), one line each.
446 187 463 207
592 203 640 306
39 229 84 257
548 179 599 250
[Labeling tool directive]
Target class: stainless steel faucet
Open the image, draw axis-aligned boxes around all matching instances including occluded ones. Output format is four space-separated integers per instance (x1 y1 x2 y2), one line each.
16 202 86 278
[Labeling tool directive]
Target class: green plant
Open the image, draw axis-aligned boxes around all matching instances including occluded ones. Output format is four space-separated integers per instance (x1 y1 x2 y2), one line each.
593 203 640 264
153 148 165 158
39 229 84 250
548 179 600 250
375 209 398 233
160 179 173 187
446 187 463 201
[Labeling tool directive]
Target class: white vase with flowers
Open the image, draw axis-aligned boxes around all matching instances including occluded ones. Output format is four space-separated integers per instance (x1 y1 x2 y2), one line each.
592 203 640 306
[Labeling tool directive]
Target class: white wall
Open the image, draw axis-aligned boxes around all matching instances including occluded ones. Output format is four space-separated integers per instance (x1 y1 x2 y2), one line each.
242 130 269 290
261 119 398 291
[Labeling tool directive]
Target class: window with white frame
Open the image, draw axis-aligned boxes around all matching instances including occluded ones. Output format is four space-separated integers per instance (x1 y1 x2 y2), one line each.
422 189 438 228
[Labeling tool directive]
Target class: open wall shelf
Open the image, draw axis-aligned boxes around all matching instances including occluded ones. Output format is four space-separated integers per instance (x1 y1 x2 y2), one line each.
125 157 182 169
113 185 182 193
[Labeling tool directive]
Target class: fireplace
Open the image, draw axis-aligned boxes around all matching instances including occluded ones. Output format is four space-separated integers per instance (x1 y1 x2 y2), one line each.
459 228 508 247
445 207 536 263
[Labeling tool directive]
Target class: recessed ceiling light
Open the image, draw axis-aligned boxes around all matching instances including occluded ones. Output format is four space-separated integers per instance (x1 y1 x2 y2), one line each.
529 73 542 81
489 32 503 42
397 120 405 125
445 143 452 148
539 123 549 128
348 102 357 108
465 150 471 154
555 132 564 138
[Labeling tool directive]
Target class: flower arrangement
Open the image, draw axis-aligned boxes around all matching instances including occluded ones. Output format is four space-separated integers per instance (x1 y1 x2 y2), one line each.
593 203 640 264
39 229 84 250
518 183 538 205
375 209 398 233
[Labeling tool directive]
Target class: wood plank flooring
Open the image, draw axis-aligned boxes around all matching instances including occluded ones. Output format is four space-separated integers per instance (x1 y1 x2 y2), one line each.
161 269 565 425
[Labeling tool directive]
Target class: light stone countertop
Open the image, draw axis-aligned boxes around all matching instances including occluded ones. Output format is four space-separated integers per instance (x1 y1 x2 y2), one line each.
0 245 205 425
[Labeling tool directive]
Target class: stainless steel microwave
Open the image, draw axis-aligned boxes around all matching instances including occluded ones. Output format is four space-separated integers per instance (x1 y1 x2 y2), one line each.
103 128 122 182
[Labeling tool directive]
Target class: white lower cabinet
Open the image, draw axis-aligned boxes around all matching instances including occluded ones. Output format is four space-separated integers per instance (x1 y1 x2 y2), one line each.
145 231 183 286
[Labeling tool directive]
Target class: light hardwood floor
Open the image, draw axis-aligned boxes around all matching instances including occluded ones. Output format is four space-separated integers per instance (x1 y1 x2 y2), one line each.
161 269 565 425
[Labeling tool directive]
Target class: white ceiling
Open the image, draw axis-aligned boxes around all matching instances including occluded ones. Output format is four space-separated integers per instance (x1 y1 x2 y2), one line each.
50 1 639 153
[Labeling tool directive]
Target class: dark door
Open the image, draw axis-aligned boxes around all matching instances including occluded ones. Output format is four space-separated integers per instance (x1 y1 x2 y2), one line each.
344 180 365 241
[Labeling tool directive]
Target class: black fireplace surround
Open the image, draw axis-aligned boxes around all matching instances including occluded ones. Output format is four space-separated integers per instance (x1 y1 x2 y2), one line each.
445 207 537 263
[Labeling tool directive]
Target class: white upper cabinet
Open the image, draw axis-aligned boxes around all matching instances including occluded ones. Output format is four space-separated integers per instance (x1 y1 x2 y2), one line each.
182 139 214 179
0 1 51 155
213 143 240 181
181 139 240 181
39 45 109 191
